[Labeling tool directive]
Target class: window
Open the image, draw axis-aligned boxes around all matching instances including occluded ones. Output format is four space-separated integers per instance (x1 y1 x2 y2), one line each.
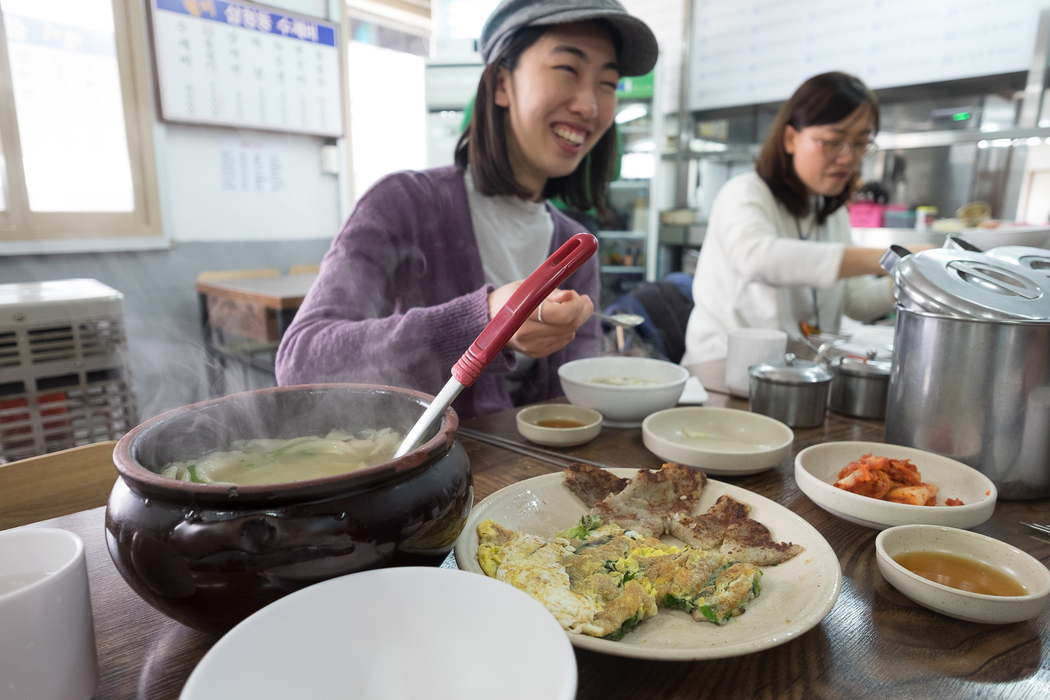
344 0 429 198
0 0 161 245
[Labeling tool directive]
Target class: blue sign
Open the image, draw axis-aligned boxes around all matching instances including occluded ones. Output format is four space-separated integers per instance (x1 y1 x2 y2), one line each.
155 0 337 47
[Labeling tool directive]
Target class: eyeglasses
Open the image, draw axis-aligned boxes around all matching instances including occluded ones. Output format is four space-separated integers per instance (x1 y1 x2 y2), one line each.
807 134 878 160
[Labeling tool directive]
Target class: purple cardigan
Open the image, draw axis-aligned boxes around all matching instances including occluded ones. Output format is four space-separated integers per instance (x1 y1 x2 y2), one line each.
275 165 601 420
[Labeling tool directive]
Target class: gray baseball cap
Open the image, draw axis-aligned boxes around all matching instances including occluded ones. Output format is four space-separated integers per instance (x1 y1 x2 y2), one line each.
479 0 658 77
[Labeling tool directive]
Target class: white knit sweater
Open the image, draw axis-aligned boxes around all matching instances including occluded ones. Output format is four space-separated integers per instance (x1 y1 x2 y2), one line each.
681 172 894 365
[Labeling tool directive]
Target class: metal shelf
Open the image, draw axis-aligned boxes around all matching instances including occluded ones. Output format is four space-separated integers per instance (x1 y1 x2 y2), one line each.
598 230 647 239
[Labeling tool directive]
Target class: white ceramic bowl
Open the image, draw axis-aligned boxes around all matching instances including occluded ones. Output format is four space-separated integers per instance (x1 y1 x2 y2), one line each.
794 441 997 530
181 567 577 700
959 225 1050 250
558 356 690 427
642 407 793 475
516 404 603 447
875 525 1050 624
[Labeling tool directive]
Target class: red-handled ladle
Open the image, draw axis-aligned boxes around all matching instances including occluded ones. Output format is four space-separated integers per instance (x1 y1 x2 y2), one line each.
393 232 598 458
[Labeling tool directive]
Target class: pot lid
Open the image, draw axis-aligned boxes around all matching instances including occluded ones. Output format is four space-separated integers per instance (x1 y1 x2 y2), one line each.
831 352 890 377
750 353 833 385
985 246 1050 281
891 249 1050 321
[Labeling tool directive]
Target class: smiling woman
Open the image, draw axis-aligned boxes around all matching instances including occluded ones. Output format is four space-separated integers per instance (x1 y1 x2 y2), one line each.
275 0 658 420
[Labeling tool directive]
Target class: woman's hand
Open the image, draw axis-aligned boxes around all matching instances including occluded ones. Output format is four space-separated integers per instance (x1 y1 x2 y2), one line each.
488 284 595 358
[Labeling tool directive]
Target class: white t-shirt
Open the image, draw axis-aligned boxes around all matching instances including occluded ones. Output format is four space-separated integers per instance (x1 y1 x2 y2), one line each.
464 168 554 288
681 172 894 365
464 167 555 389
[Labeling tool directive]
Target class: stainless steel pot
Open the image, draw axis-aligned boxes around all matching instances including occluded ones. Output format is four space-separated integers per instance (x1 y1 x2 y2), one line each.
829 352 890 420
986 246 1050 280
885 308 1050 499
749 354 832 428
882 245 1050 500
884 247 1047 320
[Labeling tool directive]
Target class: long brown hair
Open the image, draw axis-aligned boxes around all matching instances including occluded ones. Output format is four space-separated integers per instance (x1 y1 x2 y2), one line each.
454 23 619 215
755 72 879 224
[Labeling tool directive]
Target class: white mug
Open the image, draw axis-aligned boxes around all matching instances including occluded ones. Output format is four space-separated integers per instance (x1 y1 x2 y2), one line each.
725 328 788 398
0 528 98 700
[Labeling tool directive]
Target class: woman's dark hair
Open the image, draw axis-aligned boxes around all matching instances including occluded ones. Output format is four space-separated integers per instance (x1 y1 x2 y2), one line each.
454 22 620 215
755 71 879 224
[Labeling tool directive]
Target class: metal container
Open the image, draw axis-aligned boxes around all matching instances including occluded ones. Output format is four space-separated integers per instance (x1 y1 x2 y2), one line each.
749 354 832 428
883 246 1050 500
884 247 1048 320
828 352 890 420
985 246 1050 280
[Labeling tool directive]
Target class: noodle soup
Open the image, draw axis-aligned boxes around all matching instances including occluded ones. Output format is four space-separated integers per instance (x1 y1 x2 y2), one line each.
160 428 402 485
589 377 657 386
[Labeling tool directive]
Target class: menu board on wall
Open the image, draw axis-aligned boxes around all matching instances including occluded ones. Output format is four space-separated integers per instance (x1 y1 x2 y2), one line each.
150 0 343 136
689 0 1049 112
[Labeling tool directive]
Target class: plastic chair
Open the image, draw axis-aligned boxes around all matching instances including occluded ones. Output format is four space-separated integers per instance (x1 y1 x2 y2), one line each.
602 273 694 362
0 440 118 530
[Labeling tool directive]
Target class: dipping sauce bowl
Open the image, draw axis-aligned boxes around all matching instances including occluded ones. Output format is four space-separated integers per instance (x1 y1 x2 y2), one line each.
875 524 1050 624
516 404 602 447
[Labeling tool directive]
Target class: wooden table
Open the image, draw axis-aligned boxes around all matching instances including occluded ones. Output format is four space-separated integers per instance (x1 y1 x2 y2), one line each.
23 375 1050 699
195 274 317 395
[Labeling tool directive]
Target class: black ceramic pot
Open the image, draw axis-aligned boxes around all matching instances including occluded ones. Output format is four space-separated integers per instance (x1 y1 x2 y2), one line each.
107 384 472 635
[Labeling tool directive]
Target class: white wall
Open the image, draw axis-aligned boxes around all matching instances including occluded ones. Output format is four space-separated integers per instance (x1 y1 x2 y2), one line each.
150 0 345 244
157 125 342 242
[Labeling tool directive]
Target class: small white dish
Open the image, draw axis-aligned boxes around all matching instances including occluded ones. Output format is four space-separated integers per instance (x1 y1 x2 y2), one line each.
795 441 997 530
181 567 577 700
558 356 690 428
516 404 602 447
875 524 1050 624
642 407 793 475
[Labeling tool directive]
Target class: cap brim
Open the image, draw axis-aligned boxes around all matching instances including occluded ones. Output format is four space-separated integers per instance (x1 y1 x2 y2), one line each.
495 8 659 77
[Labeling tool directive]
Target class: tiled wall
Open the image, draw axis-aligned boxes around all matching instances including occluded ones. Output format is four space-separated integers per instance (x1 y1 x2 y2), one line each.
1 238 334 421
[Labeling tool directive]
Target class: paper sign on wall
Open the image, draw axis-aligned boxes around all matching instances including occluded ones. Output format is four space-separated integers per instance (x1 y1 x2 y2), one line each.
150 0 343 136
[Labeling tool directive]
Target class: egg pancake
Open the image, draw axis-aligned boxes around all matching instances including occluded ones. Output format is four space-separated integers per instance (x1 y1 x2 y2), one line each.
478 515 762 639
474 465 802 640
477 519 658 638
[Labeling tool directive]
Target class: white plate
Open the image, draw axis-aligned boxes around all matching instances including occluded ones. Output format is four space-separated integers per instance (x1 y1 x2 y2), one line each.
642 407 793 476
795 441 997 531
454 469 841 661
180 567 577 700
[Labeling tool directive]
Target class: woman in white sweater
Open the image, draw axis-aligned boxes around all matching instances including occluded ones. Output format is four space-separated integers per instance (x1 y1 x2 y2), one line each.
681 72 896 365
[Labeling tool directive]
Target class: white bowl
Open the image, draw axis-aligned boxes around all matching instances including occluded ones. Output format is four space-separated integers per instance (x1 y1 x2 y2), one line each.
794 441 997 530
558 356 690 427
516 404 603 447
875 525 1050 624
181 567 577 700
959 225 1050 250
642 407 793 475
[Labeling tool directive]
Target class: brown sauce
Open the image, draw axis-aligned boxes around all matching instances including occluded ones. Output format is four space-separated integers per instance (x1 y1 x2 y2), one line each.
893 551 1028 596
537 419 586 429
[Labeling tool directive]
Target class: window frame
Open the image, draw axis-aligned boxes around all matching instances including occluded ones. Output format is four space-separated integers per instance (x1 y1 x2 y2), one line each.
0 0 162 246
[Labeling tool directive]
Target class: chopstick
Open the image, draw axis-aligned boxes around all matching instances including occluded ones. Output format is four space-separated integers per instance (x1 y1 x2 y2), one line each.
1021 522 1050 537
456 427 625 472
